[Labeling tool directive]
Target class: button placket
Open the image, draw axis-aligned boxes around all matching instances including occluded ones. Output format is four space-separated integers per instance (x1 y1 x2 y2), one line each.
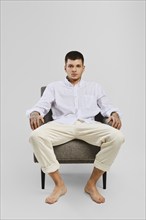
74 86 78 113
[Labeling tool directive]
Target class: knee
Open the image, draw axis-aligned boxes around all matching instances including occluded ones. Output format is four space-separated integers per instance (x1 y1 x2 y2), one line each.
29 129 41 143
114 130 125 145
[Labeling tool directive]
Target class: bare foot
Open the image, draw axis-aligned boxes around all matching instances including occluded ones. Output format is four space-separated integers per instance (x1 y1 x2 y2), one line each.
84 183 105 204
45 184 67 204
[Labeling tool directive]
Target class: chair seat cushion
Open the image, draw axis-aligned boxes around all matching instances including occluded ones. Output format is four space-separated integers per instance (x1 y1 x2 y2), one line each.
54 139 100 163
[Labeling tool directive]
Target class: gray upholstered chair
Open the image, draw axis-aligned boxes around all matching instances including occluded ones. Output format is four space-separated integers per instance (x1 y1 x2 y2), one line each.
34 87 107 189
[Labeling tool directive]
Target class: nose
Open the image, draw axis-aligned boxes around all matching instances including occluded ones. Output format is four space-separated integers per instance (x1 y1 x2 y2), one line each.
72 66 77 72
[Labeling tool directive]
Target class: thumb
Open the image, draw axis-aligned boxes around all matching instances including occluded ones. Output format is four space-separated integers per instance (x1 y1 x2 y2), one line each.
106 116 112 123
106 116 113 125
40 116 44 123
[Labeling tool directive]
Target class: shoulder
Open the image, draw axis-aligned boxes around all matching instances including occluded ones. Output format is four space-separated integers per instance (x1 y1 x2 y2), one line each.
45 80 64 89
83 80 102 88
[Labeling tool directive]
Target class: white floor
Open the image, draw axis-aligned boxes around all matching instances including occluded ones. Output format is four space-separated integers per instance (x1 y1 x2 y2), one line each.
1 142 145 220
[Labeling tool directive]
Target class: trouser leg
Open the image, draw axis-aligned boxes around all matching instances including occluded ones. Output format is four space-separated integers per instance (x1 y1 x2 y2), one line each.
29 121 75 173
75 121 125 171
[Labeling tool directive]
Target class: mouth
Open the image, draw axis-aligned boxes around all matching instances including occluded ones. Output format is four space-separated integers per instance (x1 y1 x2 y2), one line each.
71 74 78 77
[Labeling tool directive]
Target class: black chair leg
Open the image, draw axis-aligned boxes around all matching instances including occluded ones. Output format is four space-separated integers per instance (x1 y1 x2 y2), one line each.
102 172 107 189
41 169 106 189
41 169 45 189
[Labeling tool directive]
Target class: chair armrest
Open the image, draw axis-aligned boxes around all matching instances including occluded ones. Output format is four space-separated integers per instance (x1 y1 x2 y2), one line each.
95 113 108 124
41 86 53 123
44 110 53 123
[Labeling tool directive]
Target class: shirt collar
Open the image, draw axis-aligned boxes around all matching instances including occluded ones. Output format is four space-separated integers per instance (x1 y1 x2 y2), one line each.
64 77 84 87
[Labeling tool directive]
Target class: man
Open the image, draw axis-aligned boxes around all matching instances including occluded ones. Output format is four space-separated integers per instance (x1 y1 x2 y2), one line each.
26 51 124 205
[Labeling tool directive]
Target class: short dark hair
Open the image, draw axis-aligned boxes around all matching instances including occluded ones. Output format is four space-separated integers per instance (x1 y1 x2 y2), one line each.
65 51 84 64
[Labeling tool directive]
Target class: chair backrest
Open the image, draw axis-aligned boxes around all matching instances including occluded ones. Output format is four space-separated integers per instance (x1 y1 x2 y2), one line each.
41 86 105 123
41 86 53 122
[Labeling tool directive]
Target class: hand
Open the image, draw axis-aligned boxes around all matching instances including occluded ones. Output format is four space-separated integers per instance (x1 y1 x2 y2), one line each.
106 112 122 130
29 111 44 130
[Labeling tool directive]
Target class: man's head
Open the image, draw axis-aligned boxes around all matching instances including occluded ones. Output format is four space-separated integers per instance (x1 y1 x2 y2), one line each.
64 51 85 85
65 51 84 64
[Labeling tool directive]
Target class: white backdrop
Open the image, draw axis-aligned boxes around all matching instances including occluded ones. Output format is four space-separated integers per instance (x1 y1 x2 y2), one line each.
1 1 145 219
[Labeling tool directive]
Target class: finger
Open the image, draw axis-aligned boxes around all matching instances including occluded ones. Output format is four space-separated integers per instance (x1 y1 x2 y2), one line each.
113 119 121 130
106 116 112 125
114 122 120 129
111 117 116 127
113 119 118 128
40 116 44 124
112 117 121 129
36 117 41 128
35 116 44 127
36 116 44 126
30 119 35 130
117 121 122 130
30 123 34 130
32 118 39 129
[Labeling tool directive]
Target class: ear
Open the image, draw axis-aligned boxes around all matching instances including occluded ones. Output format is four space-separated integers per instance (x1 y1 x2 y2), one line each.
83 65 85 71
64 65 66 71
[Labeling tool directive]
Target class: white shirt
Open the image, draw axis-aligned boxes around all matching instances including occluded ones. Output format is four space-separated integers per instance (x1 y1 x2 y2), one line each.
26 78 120 124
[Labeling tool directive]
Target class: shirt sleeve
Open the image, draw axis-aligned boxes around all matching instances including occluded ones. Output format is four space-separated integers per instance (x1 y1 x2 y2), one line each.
96 83 121 118
26 84 55 118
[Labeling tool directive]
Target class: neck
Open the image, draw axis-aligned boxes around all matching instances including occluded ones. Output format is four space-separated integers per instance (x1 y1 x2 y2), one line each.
67 77 81 85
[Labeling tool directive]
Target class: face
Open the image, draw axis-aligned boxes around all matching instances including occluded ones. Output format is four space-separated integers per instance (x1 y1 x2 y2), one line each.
64 59 85 84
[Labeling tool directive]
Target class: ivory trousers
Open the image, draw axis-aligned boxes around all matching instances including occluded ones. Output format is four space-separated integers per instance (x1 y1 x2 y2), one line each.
29 120 125 174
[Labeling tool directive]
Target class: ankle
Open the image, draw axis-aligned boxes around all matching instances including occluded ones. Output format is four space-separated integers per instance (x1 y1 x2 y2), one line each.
55 180 65 187
86 179 96 188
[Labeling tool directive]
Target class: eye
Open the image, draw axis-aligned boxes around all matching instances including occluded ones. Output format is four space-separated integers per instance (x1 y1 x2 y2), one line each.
68 65 73 68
